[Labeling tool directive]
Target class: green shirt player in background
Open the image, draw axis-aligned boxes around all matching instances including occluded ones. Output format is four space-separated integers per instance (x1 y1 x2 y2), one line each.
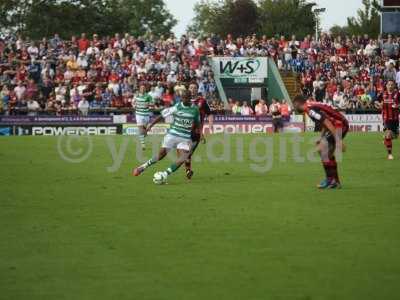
133 84 153 150
133 90 201 180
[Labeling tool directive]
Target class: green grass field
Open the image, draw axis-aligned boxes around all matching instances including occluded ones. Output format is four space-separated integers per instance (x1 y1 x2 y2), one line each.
1 133 400 300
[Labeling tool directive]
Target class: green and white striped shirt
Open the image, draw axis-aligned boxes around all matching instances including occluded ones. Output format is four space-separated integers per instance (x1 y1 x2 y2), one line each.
134 93 153 117
162 102 200 140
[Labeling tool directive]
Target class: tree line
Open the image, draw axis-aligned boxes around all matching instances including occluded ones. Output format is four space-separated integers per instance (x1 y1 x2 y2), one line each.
189 0 382 39
0 0 382 39
0 0 177 39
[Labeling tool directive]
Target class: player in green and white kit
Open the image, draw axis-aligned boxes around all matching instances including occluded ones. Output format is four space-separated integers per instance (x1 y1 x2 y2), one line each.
133 90 200 179
133 84 153 150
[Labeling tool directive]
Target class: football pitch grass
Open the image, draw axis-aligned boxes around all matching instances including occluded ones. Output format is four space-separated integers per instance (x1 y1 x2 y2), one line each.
1 133 399 300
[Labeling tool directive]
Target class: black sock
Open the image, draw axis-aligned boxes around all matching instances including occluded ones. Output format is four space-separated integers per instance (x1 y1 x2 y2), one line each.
322 161 330 180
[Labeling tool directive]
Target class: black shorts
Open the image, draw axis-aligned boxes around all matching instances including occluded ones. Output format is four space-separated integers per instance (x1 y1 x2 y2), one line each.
272 118 283 129
191 132 201 142
324 123 349 152
384 120 399 137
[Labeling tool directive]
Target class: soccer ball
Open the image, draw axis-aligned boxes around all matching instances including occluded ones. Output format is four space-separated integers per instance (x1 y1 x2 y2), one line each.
153 171 168 185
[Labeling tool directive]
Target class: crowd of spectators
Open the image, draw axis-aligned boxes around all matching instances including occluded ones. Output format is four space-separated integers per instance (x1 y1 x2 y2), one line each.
0 31 399 116
0 33 220 116
226 98 292 118
276 33 400 112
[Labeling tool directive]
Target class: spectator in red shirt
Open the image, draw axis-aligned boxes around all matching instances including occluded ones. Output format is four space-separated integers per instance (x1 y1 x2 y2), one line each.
16 64 28 82
337 43 348 58
112 95 124 108
300 37 310 50
280 100 292 118
354 84 365 97
326 79 337 100
78 33 90 53
162 88 174 107
109 70 119 83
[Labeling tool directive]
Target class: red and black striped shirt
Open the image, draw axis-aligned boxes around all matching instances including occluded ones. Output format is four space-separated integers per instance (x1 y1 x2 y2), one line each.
305 101 349 129
191 96 211 126
380 91 399 122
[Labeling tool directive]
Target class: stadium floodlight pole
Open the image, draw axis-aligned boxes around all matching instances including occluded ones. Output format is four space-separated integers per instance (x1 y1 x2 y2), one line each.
313 8 326 42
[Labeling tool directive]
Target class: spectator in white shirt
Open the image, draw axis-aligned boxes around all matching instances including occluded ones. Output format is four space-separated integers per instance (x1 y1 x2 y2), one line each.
70 84 79 99
187 41 196 57
108 81 120 96
396 68 400 88
364 40 376 57
55 84 67 103
27 99 40 116
41 63 55 80
77 53 89 69
241 101 254 116
16 36 24 50
77 83 87 95
136 62 147 75
383 63 397 81
255 99 269 116
27 42 39 59
154 82 164 99
333 87 344 108
14 82 26 101
167 71 177 83
78 98 90 116
169 57 179 73
226 41 237 52
148 86 158 100
64 68 74 83
144 57 155 72
338 94 349 110
86 42 100 56
121 33 130 49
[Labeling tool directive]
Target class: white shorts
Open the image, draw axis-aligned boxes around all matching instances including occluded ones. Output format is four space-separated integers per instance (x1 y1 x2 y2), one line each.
136 115 150 126
162 134 192 151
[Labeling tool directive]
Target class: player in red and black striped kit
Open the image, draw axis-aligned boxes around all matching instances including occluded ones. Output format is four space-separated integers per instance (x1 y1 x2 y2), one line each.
378 80 399 160
293 95 349 189
185 82 214 179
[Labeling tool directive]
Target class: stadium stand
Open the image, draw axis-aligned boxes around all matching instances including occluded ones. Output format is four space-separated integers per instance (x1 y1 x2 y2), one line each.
0 32 399 116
